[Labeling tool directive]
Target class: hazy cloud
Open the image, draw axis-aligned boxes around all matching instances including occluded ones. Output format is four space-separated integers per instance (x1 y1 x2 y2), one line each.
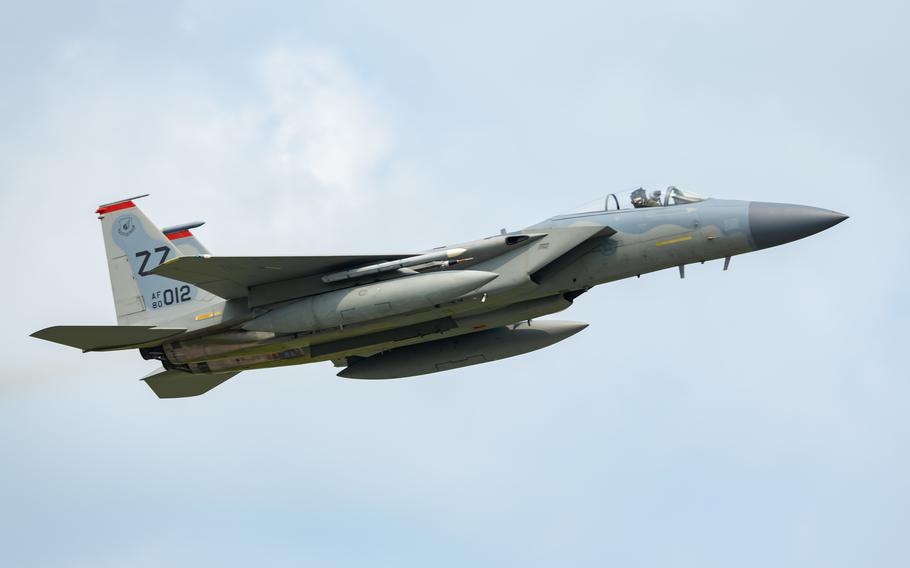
1 2 907 567
261 48 391 193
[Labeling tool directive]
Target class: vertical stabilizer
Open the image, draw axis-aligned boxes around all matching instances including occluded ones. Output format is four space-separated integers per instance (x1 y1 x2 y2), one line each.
162 221 211 255
96 196 221 326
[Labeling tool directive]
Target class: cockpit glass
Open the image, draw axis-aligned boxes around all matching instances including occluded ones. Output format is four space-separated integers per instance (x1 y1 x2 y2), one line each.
666 187 705 205
560 197 615 215
559 187 706 216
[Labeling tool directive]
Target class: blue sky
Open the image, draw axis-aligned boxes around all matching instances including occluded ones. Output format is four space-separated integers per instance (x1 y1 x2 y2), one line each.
1 1 907 566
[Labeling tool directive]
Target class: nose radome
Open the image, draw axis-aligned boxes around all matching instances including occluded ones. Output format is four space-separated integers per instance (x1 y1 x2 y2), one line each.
748 202 848 250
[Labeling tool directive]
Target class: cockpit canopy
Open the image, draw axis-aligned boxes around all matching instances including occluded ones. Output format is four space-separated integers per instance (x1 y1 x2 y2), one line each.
560 187 707 216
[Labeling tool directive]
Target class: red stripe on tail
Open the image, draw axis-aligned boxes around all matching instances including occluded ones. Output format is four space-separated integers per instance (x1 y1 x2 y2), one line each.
95 201 135 215
165 230 194 240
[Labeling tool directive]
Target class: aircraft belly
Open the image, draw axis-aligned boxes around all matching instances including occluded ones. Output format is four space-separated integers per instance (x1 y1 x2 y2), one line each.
174 293 573 373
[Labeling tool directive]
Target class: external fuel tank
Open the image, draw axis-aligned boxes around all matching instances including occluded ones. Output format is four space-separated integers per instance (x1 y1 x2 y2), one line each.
243 270 498 334
337 320 588 379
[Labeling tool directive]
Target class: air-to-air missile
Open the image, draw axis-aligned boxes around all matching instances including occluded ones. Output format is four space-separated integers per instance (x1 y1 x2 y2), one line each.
32 187 847 397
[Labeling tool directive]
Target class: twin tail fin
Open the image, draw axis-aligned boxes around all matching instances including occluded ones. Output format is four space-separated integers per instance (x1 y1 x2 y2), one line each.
96 195 221 326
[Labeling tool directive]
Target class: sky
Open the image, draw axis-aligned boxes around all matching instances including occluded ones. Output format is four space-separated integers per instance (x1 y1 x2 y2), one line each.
1 0 908 566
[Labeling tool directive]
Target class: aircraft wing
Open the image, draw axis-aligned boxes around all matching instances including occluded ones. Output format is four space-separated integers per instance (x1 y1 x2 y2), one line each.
148 255 414 300
31 326 186 352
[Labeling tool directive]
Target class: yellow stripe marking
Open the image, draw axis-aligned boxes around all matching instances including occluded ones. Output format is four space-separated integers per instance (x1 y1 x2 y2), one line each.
655 235 694 247
195 311 223 321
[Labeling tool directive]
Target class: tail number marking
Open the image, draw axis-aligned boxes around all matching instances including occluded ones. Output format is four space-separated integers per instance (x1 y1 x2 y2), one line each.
135 247 170 276
150 285 192 309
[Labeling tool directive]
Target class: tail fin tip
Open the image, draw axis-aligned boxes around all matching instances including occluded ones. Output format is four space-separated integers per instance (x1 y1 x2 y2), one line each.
96 194 151 216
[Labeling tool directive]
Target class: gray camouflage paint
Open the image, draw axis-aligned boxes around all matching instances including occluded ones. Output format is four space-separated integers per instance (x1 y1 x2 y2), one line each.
34 193 846 396
101 205 226 329
528 198 755 294
159 197 841 373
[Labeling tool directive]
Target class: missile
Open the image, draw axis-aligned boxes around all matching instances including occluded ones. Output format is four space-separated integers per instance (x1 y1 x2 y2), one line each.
337 319 588 379
442 233 546 266
321 233 545 283
244 270 498 334
322 248 468 283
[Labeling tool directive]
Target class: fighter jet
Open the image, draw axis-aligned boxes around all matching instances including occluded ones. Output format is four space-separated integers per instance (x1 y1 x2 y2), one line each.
31 188 847 398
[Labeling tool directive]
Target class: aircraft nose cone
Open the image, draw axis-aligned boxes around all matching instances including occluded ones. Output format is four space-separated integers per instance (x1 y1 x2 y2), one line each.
748 202 848 250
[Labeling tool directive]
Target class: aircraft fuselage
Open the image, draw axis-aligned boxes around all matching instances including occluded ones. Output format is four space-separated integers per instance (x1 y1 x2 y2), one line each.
147 197 842 375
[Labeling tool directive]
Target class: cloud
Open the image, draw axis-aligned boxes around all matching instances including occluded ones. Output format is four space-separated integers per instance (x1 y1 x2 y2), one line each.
0 44 398 382
260 48 391 194
3 43 397 254
1 5 907 566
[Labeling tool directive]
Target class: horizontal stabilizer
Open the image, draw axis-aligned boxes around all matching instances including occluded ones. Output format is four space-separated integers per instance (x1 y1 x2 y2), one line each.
142 367 239 398
30 326 186 352
149 254 415 299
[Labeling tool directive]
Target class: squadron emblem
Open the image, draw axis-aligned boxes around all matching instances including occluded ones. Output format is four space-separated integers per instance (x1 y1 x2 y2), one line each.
116 215 136 237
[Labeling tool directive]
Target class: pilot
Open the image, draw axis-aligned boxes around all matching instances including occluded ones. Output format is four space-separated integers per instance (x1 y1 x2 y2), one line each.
647 189 663 207
631 188 662 208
